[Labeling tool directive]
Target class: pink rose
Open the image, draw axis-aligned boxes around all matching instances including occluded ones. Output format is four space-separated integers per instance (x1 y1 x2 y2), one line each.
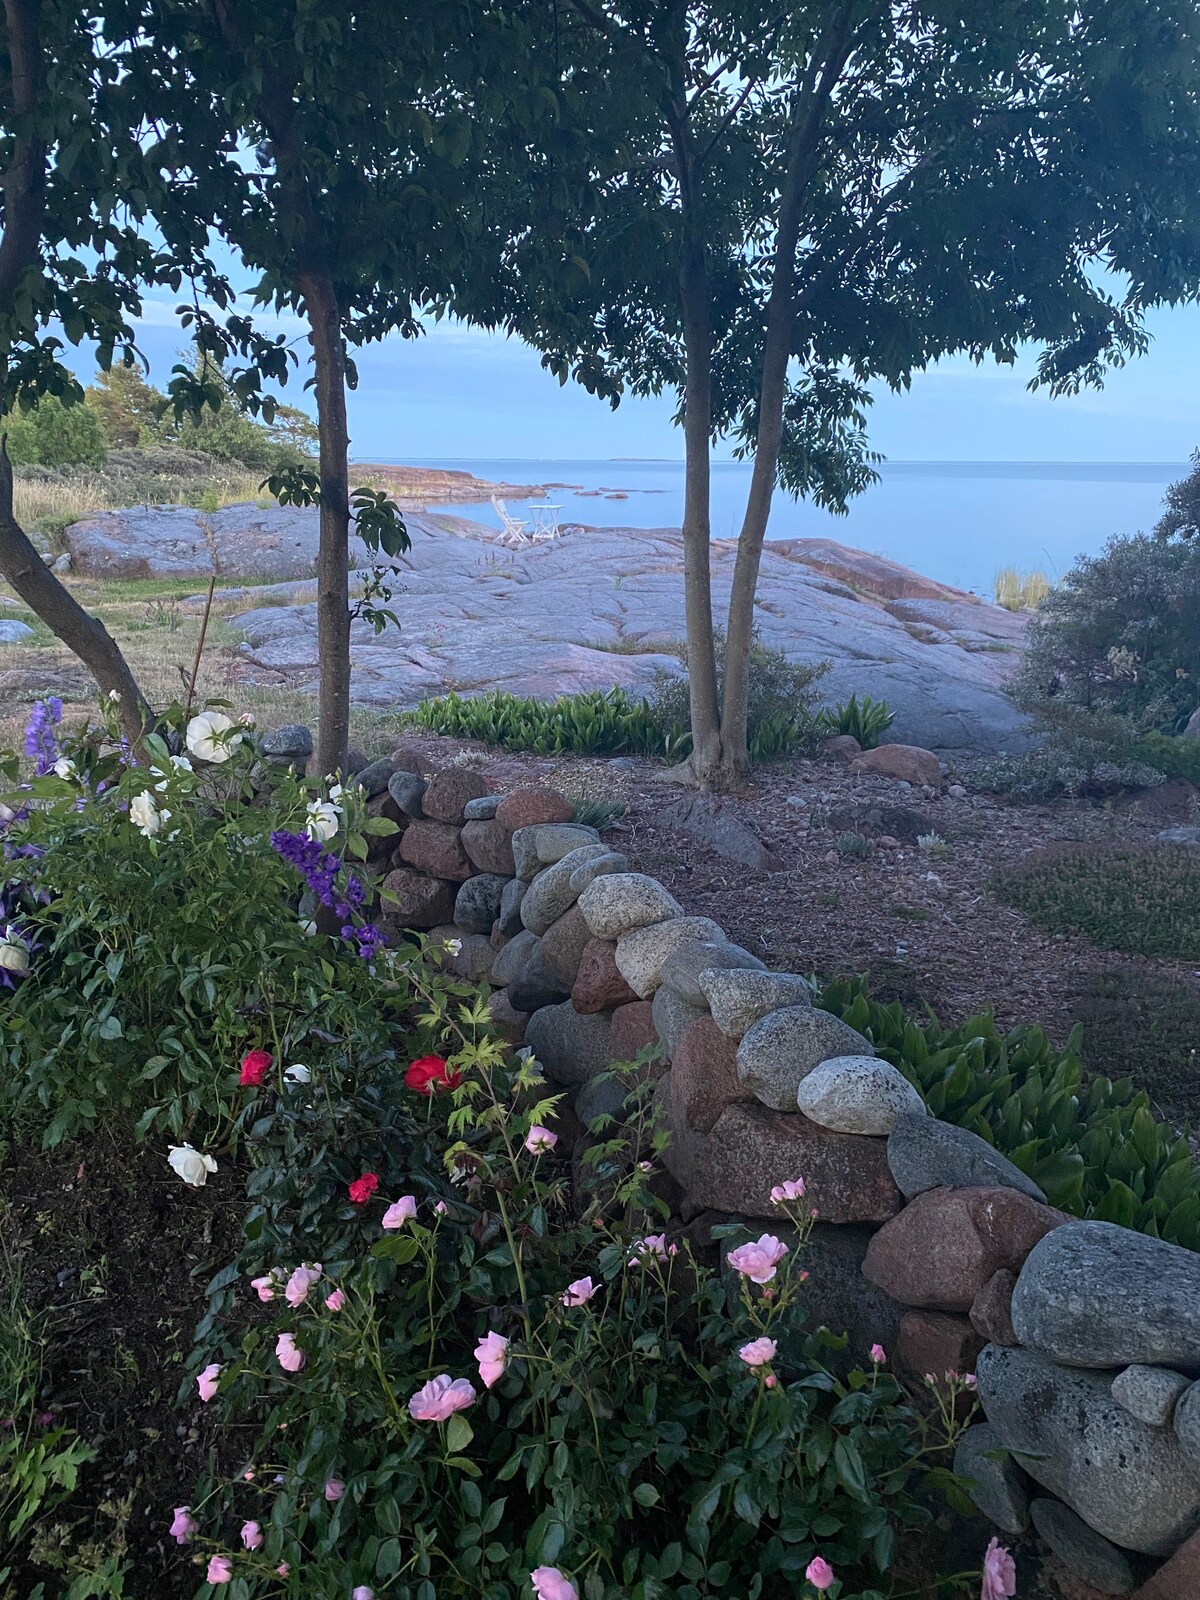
196 1362 221 1403
275 1331 306 1373
276 1564 290 1578
250 1271 280 1302
770 1178 806 1204
240 1520 263 1551
434 1200 448 1215
524 1125 558 1155
805 1555 834 1591
285 1262 323 1307
408 1373 477 1422
629 1234 677 1265
325 1288 346 1312
169 1506 197 1544
738 1337 777 1370
981 1538 1016 1600
324 1478 345 1501
531 1567 579 1600
561 1276 597 1307
870 1343 887 1364
352 1590 375 1600
382 1196 418 1229
206 1555 234 1584
726 1234 789 1284
475 1330 509 1389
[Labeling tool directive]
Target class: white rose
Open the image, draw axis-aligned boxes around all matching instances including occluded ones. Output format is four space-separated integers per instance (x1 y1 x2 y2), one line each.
305 799 341 843
0 937 30 974
185 710 243 764
53 757 77 780
170 755 193 773
283 1063 312 1085
167 1144 218 1187
129 790 162 837
298 917 317 937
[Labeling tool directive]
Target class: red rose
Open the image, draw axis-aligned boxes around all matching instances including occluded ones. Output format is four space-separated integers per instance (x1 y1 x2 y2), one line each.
348 1172 380 1206
404 1055 462 1096
239 1049 273 1087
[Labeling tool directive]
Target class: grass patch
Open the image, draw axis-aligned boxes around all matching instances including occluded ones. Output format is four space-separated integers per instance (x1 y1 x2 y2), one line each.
994 565 1052 611
1073 967 1200 1123
993 842 1200 959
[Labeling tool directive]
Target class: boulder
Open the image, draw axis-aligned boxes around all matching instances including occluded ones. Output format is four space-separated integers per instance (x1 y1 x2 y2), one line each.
1011 1222 1200 1371
670 1016 751 1135
975 1343 1200 1556
443 933 495 983
498 877 527 935
895 1310 983 1385
823 733 863 762
826 799 932 845
380 868 455 930
658 1089 902 1223
795 1055 926 1135
494 786 573 830
534 822 601 863
398 820 473 881
571 938 640 1014
261 723 313 758
422 768 489 823
521 844 613 935
1111 1367 1191 1429
969 1269 1020 1347
651 985 708 1063
735 1006 873 1111
698 968 815 1040
386 769 428 818
354 756 395 798
486 987 529 1045
658 793 783 872
954 1422 1030 1536
0 618 35 644
539 904 592 987
463 795 501 820
453 874 509 936
887 1113 1047 1203
610 1000 658 1062
388 741 427 774
490 929 541 988
659 939 765 1007
461 819 517 876
615 915 726 999
850 743 943 786
524 1002 614 1088
510 825 545 882
1030 1499 1136 1595
568 851 629 894
1175 1383 1200 1475
1132 1530 1200 1599
863 1186 1065 1312
1184 708 1200 741
576 1071 636 1127
577 872 684 940
506 945 572 1014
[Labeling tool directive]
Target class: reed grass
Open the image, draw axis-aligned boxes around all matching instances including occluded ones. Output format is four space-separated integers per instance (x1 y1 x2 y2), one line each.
994 565 1053 611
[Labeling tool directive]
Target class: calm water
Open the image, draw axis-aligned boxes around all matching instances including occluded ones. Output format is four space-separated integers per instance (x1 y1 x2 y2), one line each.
380 456 1187 596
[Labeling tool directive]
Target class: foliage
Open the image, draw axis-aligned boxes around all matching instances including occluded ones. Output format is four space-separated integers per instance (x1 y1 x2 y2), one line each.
84 366 169 448
992 842 1200 961
1072 967 1200 1126
816 695 894 751
181 993 969 1600
834 833 873 861
14 447 265 525
649 633 830 762
993 568 1053 613
3 396 108 470
817 978 1200 1251
1133 729 1200 788
402 688 691 762
158 359 318 475
0 702 400 1145
571 797 628 832
1154 448 1200 542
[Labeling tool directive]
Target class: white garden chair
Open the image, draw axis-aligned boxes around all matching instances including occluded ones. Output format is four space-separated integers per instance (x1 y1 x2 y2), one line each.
490 497 530 548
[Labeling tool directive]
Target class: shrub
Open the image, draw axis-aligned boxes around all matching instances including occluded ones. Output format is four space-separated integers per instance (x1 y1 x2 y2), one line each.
992 841 1200 960
3 395 108 470
817 977 1200 1248
402 687 690 760
1154 448 1200 542
816 693 895 750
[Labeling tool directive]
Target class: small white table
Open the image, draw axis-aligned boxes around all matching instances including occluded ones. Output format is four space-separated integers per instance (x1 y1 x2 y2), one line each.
526 502 562 541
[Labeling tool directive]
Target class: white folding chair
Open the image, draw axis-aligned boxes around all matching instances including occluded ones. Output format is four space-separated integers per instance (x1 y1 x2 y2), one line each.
490 497 529 547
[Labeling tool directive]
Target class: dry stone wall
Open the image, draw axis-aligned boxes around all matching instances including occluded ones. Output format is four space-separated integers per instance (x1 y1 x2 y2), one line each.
340 741 1200 1600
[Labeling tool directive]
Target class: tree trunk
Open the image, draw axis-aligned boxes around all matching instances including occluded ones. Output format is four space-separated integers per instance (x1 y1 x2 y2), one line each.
298 273 352 778
0 446 151 745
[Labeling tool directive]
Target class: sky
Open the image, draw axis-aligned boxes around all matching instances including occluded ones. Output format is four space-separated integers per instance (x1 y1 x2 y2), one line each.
101 291 1200 466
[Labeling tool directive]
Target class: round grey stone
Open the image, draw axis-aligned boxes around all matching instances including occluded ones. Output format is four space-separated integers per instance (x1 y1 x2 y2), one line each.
577 873 684 940
575 1072 633 1127
353 756 394 798
975 1342 1200 1556
615 915 726 999
795 1055 926 1135
490 929 540 988
453 874 509 936
261 722 313 758
498 876 527 936
887 1113 1046 1203
566 850 629 895
1030 1499 1135 1594
463 795 501 820
660 939 765 1008
1111 1365 1191 1428
525 1001 614 1088
1011 1221 1200 1371
697 968 815 1040
52 553 72 574
387 770 428 818
651 985 708 1063
520 843 612 936
1175 1381 1200 1475
534 822 601 864
506 944 571 1014
0 618 35 643
735 1007 874 1111
953 1421 1030 1536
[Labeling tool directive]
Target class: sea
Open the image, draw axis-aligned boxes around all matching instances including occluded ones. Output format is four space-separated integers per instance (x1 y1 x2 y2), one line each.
381 456 1188 598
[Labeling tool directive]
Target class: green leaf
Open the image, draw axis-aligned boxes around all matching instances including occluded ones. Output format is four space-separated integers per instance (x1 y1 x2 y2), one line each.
445 1414 474 1454
633 1483 660 1507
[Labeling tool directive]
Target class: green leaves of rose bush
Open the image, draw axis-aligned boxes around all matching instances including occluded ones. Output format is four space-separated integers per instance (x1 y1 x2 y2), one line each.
818 977 1200 1250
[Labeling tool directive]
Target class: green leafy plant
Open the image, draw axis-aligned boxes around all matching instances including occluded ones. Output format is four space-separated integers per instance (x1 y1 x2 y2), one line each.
402 687 691 761
817 977 1200 1249
571 797 628 831
835 832 873 860
817 694 895 750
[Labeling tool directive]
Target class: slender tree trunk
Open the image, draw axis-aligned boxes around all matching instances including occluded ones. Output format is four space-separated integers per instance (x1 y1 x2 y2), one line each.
298 273 352 778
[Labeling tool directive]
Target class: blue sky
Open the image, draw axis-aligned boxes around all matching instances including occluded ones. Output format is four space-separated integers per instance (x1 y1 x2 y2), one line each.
107 292 1200 465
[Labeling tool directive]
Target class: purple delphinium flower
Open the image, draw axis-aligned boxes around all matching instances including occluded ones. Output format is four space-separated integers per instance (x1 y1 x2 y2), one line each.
23 698 62 776
270 830 386 961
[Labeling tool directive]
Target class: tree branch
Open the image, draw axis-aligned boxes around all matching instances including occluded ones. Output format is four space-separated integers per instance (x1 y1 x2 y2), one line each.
0 0 47 309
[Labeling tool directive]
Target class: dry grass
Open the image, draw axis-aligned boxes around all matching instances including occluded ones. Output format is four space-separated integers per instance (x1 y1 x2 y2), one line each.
994 565 1052 611
13 468 264 534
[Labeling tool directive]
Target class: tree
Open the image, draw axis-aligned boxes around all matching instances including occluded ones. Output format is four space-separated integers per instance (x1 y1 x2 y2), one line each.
1156 450 1200 543
520 0 1200 788
85 363 168 446
4 392 107 466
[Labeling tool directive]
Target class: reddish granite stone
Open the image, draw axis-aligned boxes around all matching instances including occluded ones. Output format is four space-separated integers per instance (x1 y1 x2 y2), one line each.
398 821 473 881
389 742 428 774
671 1016 752 1134
541 904 592 987
421 768 489 824
381 868 455 930
609 1000 657 1060
494 786 573 829
461 818 517 876
850 743 942 787
969 1268 1019 1346
863 1186 1066 1312
895 1310 984 1385
1133 1531 1200 1599
572 938 640 1014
